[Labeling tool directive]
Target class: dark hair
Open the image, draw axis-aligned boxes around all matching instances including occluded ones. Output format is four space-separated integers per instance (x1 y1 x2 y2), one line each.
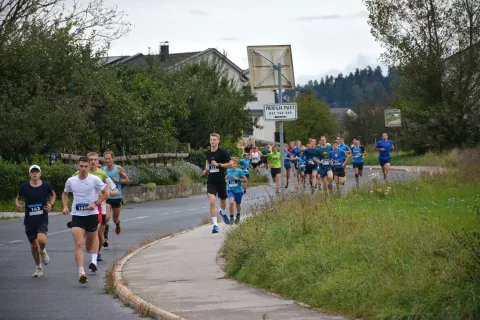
79 156 89 163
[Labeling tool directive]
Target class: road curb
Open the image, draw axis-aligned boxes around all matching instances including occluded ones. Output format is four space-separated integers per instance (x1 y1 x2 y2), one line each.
112 224 211 320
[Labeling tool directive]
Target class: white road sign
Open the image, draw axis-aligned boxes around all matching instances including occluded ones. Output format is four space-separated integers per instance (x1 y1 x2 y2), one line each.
263 103 297 121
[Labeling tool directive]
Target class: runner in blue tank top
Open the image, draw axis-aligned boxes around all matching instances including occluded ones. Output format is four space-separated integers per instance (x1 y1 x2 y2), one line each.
103 151 129 246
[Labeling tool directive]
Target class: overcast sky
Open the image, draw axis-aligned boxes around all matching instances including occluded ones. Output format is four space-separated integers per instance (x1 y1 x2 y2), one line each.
106 0 386 84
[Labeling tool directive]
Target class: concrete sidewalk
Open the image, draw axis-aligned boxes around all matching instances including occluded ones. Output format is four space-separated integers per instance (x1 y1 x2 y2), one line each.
121 224 347 320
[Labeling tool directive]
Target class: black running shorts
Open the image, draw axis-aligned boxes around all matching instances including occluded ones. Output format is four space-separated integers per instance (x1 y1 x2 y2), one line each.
25 223 48 243
106 198 122 209
333 167 346 178
207 183 228 200
270 168 281 178
72 215 99 233
379 158 391 167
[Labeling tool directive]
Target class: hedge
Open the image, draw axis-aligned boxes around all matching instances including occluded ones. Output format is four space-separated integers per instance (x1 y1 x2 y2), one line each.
0 160 203 202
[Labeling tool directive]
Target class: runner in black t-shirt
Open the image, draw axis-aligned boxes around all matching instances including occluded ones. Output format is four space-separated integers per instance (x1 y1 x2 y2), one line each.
202 133 233 233
16 165 56 278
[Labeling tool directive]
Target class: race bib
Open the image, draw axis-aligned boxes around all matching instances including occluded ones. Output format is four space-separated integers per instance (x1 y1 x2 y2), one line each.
242 168 249 172
322 159 329 165
28 204 43 216
75 203 89 211
334 160 341 165
228 180 238 187
209 165 219 173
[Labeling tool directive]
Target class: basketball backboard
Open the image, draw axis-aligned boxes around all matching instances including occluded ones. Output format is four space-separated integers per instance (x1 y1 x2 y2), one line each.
247 45 295 90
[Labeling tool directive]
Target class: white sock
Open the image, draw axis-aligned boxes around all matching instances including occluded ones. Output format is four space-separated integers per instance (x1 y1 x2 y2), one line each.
78 266 85 274
212 216 218 226
92 253 98 264
36 264 42 269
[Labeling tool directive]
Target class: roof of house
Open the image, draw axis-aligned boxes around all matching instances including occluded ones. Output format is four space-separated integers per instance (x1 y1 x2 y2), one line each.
102 48 248 80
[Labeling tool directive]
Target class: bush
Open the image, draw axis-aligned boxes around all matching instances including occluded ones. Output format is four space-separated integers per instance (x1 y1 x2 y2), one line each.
187 150 206 169
0 160 75 202
173 161 203 182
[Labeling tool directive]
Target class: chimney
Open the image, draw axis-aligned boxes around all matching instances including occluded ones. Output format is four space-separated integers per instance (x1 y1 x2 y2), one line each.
160 41 169 61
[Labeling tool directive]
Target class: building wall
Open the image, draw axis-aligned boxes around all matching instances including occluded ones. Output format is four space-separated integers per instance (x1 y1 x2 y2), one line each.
193 51 276 143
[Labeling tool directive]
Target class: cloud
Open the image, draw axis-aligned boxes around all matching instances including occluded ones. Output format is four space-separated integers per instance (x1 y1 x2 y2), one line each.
218 37 241 42
291 11 368 22
189 10 209 16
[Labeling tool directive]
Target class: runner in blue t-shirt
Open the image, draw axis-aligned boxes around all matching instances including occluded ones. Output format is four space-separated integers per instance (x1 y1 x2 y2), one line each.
292 141 302 184
329 141 350 195
303 139 319 193
297 148 306 187
315 136 334 195
226 159 248 224
351 138 366 187
374 132 395 182
283 145 295 189
239 153 251 194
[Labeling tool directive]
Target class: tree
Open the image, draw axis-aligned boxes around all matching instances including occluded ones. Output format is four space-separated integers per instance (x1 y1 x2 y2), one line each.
171 58 257 150
283 93 338 143
364 0 480 152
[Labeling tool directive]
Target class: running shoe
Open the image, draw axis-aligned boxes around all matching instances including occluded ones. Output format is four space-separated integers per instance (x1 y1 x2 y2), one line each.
229 217 234 225
40 250 50 265
219 209 230 224
285 183 288 189
32 267 43 278
97 253 103 262
79 272 88 284
115 223 121 235
67 221 72 228
89 262 97 273
103 239 109 248
212 225 219 233
243 188 246 194
235 216 240 224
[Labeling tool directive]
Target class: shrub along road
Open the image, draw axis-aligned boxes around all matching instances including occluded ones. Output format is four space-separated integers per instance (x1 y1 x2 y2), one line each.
0 168 416 320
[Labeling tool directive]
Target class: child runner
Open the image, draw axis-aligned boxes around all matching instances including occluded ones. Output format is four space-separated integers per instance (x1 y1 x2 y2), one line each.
239 153 251 194
226 158 248 224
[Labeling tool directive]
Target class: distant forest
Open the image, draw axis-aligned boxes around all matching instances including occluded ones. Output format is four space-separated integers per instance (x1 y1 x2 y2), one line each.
284 66 398 112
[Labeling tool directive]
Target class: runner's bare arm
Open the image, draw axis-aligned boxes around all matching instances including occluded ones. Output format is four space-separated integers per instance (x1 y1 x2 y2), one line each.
97 185 110 204
44 190 56 212
202 160 209 175
220 160 234 169
62 192 70 215
15 194 23 211
240 176 248 183
118 166 129 184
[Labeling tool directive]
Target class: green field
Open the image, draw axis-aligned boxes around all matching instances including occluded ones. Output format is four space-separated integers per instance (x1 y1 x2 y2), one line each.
222 165 480 319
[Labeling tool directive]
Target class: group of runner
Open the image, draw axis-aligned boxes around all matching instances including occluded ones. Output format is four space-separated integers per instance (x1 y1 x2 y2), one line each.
15 132 393 282
16 152 128 283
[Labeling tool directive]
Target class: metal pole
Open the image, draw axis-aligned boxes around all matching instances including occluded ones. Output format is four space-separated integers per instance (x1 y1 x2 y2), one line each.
277 62 285 194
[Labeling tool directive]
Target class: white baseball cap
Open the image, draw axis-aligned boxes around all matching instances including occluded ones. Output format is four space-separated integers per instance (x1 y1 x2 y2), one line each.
29 165 41 172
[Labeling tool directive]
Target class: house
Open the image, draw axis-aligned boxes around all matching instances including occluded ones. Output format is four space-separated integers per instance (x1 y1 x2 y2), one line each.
329 108 357 134
101 43 276 145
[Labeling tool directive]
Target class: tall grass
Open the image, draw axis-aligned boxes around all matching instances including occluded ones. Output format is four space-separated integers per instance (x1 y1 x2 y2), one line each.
222 162 480 319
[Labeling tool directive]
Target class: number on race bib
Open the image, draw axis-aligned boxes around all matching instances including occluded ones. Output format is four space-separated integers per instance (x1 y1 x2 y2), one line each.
28 204 43 216
209 164 219 173
75 203 89 211
228 181 238 187
322 159 329 165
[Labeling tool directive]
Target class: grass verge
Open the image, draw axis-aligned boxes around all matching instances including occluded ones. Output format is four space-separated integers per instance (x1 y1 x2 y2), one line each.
248 173 270 187
222 165 480 320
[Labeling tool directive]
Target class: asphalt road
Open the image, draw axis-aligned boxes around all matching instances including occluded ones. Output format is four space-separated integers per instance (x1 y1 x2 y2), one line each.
0 168 416 320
